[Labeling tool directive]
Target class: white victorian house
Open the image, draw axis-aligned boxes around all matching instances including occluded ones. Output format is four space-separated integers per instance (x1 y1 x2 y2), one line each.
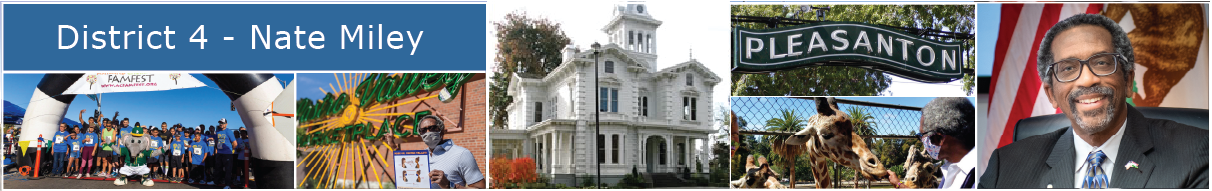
490 4 721 187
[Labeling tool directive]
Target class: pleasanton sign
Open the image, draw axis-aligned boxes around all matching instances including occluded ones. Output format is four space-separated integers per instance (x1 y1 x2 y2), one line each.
732 22 965 83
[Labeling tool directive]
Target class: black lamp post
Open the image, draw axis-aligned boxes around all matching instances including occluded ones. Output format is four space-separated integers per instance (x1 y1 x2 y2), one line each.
591 42 601 189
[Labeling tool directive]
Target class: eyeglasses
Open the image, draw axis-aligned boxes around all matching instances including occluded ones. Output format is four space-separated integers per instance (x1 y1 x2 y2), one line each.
418 125 442 134
1048 53 1125 83
915 131 943 145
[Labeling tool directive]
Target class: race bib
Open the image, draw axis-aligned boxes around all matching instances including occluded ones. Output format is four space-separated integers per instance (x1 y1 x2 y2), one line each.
152 141 159 147
85 139 93 144
194 147 202 154
55 136 64 144
73 144 80 150
173 149 182 156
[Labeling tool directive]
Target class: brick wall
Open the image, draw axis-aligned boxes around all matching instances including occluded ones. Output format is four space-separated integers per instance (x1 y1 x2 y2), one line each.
389 73 487 183
300 73 487 187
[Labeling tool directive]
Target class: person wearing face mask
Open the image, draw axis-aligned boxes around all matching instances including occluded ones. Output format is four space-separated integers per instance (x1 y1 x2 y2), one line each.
888 98 977 189
418 115 485 189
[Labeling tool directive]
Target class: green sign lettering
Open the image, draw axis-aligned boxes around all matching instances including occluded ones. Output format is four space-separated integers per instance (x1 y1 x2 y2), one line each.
733 22 966 83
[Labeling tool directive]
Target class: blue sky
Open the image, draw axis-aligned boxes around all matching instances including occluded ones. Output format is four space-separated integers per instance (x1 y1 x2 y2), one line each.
731 97 977 136
5 73 293 130
296 73 365 100
976 4 1001 77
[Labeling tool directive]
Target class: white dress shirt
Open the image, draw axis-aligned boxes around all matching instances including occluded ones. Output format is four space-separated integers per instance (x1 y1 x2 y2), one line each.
940 149 978 189
1073 119 1127 188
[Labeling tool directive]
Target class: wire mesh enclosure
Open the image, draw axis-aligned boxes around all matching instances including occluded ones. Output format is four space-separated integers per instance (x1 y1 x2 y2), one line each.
731 97 922 139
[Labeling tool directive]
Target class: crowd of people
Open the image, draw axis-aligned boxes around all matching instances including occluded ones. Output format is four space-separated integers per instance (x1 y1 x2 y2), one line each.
37 109 253 188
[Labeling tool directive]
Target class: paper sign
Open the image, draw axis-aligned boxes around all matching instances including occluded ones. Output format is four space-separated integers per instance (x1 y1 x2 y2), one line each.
394 150 431 189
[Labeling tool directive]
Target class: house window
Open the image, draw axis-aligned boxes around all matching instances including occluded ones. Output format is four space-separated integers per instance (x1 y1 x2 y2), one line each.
534 102 543 122
551 98 558 119
600 87 619 112
628 31 634 46
598 134 606 164
637 31 643 53
683 97 697 120
639 96 649 117
612 135 620 164
611 89 619 113
677 143 685 165
605 61 614 73
686 74 694 86
647 34 652 53
659 141 667 165
537 142 543 169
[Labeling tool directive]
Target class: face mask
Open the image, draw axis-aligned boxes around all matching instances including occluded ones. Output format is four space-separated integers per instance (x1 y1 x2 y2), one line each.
422 132 442 149
921 136 942 160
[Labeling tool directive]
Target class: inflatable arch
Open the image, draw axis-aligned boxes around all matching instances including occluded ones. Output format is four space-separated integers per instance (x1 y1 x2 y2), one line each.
15 73 295 189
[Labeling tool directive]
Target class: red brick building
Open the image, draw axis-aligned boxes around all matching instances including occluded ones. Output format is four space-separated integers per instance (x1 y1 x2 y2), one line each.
296 73 486 189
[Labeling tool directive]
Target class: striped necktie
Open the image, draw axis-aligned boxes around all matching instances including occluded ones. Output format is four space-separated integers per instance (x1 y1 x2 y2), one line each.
1082 150 1109 189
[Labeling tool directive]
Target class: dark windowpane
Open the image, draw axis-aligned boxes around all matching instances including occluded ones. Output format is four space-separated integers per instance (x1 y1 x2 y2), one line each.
642 97 648 116
687 74 693 86
534 102 543 122
612 135 620 164
598 134 606 164
691 98 697 121
611 89 619 112
659 141 667 165
600 88 609 112
605 61 615 73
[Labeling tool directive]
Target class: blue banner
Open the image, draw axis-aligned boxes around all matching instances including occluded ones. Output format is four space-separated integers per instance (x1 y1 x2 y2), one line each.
4 4 486 71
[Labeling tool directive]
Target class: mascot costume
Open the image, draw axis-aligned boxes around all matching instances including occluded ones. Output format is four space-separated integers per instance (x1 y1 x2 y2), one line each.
112 126 161 186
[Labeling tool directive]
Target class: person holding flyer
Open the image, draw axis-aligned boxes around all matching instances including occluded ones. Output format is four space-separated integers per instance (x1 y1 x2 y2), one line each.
421 115 485 189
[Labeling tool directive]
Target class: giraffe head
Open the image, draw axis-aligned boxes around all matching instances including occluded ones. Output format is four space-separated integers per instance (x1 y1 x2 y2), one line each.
785 97 888 180
902 145 941 188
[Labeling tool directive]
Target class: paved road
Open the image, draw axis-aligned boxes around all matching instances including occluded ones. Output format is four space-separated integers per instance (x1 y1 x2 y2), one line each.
4 172 229 189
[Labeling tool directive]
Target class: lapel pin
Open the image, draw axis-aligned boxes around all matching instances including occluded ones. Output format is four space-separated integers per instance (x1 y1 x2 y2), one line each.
1125 161 1140 170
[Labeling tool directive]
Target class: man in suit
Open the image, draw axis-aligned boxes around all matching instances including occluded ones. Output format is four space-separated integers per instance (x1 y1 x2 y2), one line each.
979 14 1209 188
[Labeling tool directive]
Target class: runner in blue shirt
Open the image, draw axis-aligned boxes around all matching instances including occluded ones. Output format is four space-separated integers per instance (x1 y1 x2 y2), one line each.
189 133 211 184
203 126 217 185
79 124 99 178
214 119 239 188
51 123 71 177
170 133 188 182
148 127 165 180
67 131 83 177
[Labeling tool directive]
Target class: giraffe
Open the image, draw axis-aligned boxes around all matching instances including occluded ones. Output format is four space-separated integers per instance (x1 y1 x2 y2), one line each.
781 97 889 188
730 155 789 189
901 145 941 188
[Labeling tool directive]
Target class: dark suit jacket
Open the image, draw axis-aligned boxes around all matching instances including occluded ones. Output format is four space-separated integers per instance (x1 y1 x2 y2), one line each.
980 106 1209 188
